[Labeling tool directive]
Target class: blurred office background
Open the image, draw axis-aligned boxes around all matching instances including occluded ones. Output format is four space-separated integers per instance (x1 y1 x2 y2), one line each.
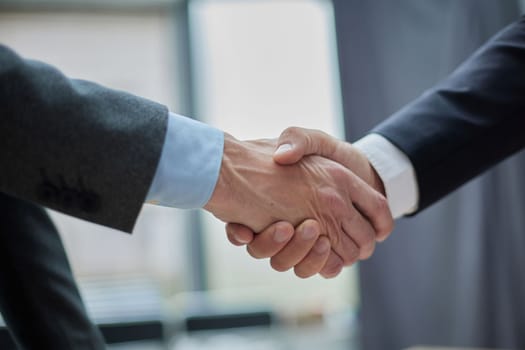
1 0 524 349
0 0 353 349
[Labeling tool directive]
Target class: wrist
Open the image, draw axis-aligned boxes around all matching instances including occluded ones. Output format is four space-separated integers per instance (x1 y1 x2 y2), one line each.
203 132 236 215
203 134 295 232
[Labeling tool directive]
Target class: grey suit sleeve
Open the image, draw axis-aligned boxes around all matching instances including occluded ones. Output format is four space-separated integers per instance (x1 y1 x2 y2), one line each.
373 16 525 213
0 45 169 232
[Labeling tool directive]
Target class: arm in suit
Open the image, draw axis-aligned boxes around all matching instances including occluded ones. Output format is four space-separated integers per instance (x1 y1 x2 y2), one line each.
226 15 525 277
373 15 525 212
0 45 393 270
0 45 169 232
0 193 106 349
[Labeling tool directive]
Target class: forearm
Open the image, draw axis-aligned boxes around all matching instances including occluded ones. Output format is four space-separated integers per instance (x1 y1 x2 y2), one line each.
0 45 168 232
372 16 525 211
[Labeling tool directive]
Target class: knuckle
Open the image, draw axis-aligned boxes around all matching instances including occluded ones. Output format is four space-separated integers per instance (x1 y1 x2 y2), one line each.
326 227 340 248
330 166 348 183
323 253 343 271
328 165 349 183
343 246 360 266
377 225 393 241
281 126 300 139
319 188 346 213
374 194 389 213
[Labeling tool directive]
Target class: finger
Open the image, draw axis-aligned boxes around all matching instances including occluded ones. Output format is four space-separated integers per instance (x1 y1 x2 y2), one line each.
347 175 394 242
293 236 331 278
273 127 338 165
273 127 394 240
341 213 376 260
274 127 364 173
246 221 294 259
330 224 360 267
319 251 344 279
316 190 360 266
270 219 320 272
226 223 256 246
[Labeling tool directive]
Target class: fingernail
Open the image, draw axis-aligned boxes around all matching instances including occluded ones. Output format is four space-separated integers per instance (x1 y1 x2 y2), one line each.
301 226 317 240
274 227 291 243
274 143 293 156
314 239 330 254
235 234 250 244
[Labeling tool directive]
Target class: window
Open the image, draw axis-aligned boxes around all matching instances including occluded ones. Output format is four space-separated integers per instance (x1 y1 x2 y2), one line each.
189 0 357 315
1 1 359 347
0 10 190 342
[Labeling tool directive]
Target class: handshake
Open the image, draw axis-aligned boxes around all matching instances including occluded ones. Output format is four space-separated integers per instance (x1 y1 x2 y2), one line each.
203 127 394 279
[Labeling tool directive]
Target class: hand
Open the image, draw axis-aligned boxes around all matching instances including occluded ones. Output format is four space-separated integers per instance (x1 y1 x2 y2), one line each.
274 127 386 199
226 220 333 278
226 219 346 278
204 133 391 267
226 127 394 278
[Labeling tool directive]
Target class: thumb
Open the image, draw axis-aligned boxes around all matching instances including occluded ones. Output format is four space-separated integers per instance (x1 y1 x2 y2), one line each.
273 127 337 165
273 143 304 165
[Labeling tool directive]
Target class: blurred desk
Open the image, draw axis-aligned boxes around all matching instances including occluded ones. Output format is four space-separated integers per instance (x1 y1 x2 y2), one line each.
406 347 508 350
1 279 359 350
0 277 164 349
171 323 357 350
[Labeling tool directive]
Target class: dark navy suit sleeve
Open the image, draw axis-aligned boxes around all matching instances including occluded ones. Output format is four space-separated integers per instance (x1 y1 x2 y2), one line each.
373 16 525 213
0 193 106 349
0 45 168 232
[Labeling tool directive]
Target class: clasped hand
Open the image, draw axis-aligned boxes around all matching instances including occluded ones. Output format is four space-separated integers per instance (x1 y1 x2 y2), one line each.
204 127 393 279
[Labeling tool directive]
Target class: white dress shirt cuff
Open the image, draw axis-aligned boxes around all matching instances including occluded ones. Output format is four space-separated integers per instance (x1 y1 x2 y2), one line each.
353 133 419 219
146 113 224 208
